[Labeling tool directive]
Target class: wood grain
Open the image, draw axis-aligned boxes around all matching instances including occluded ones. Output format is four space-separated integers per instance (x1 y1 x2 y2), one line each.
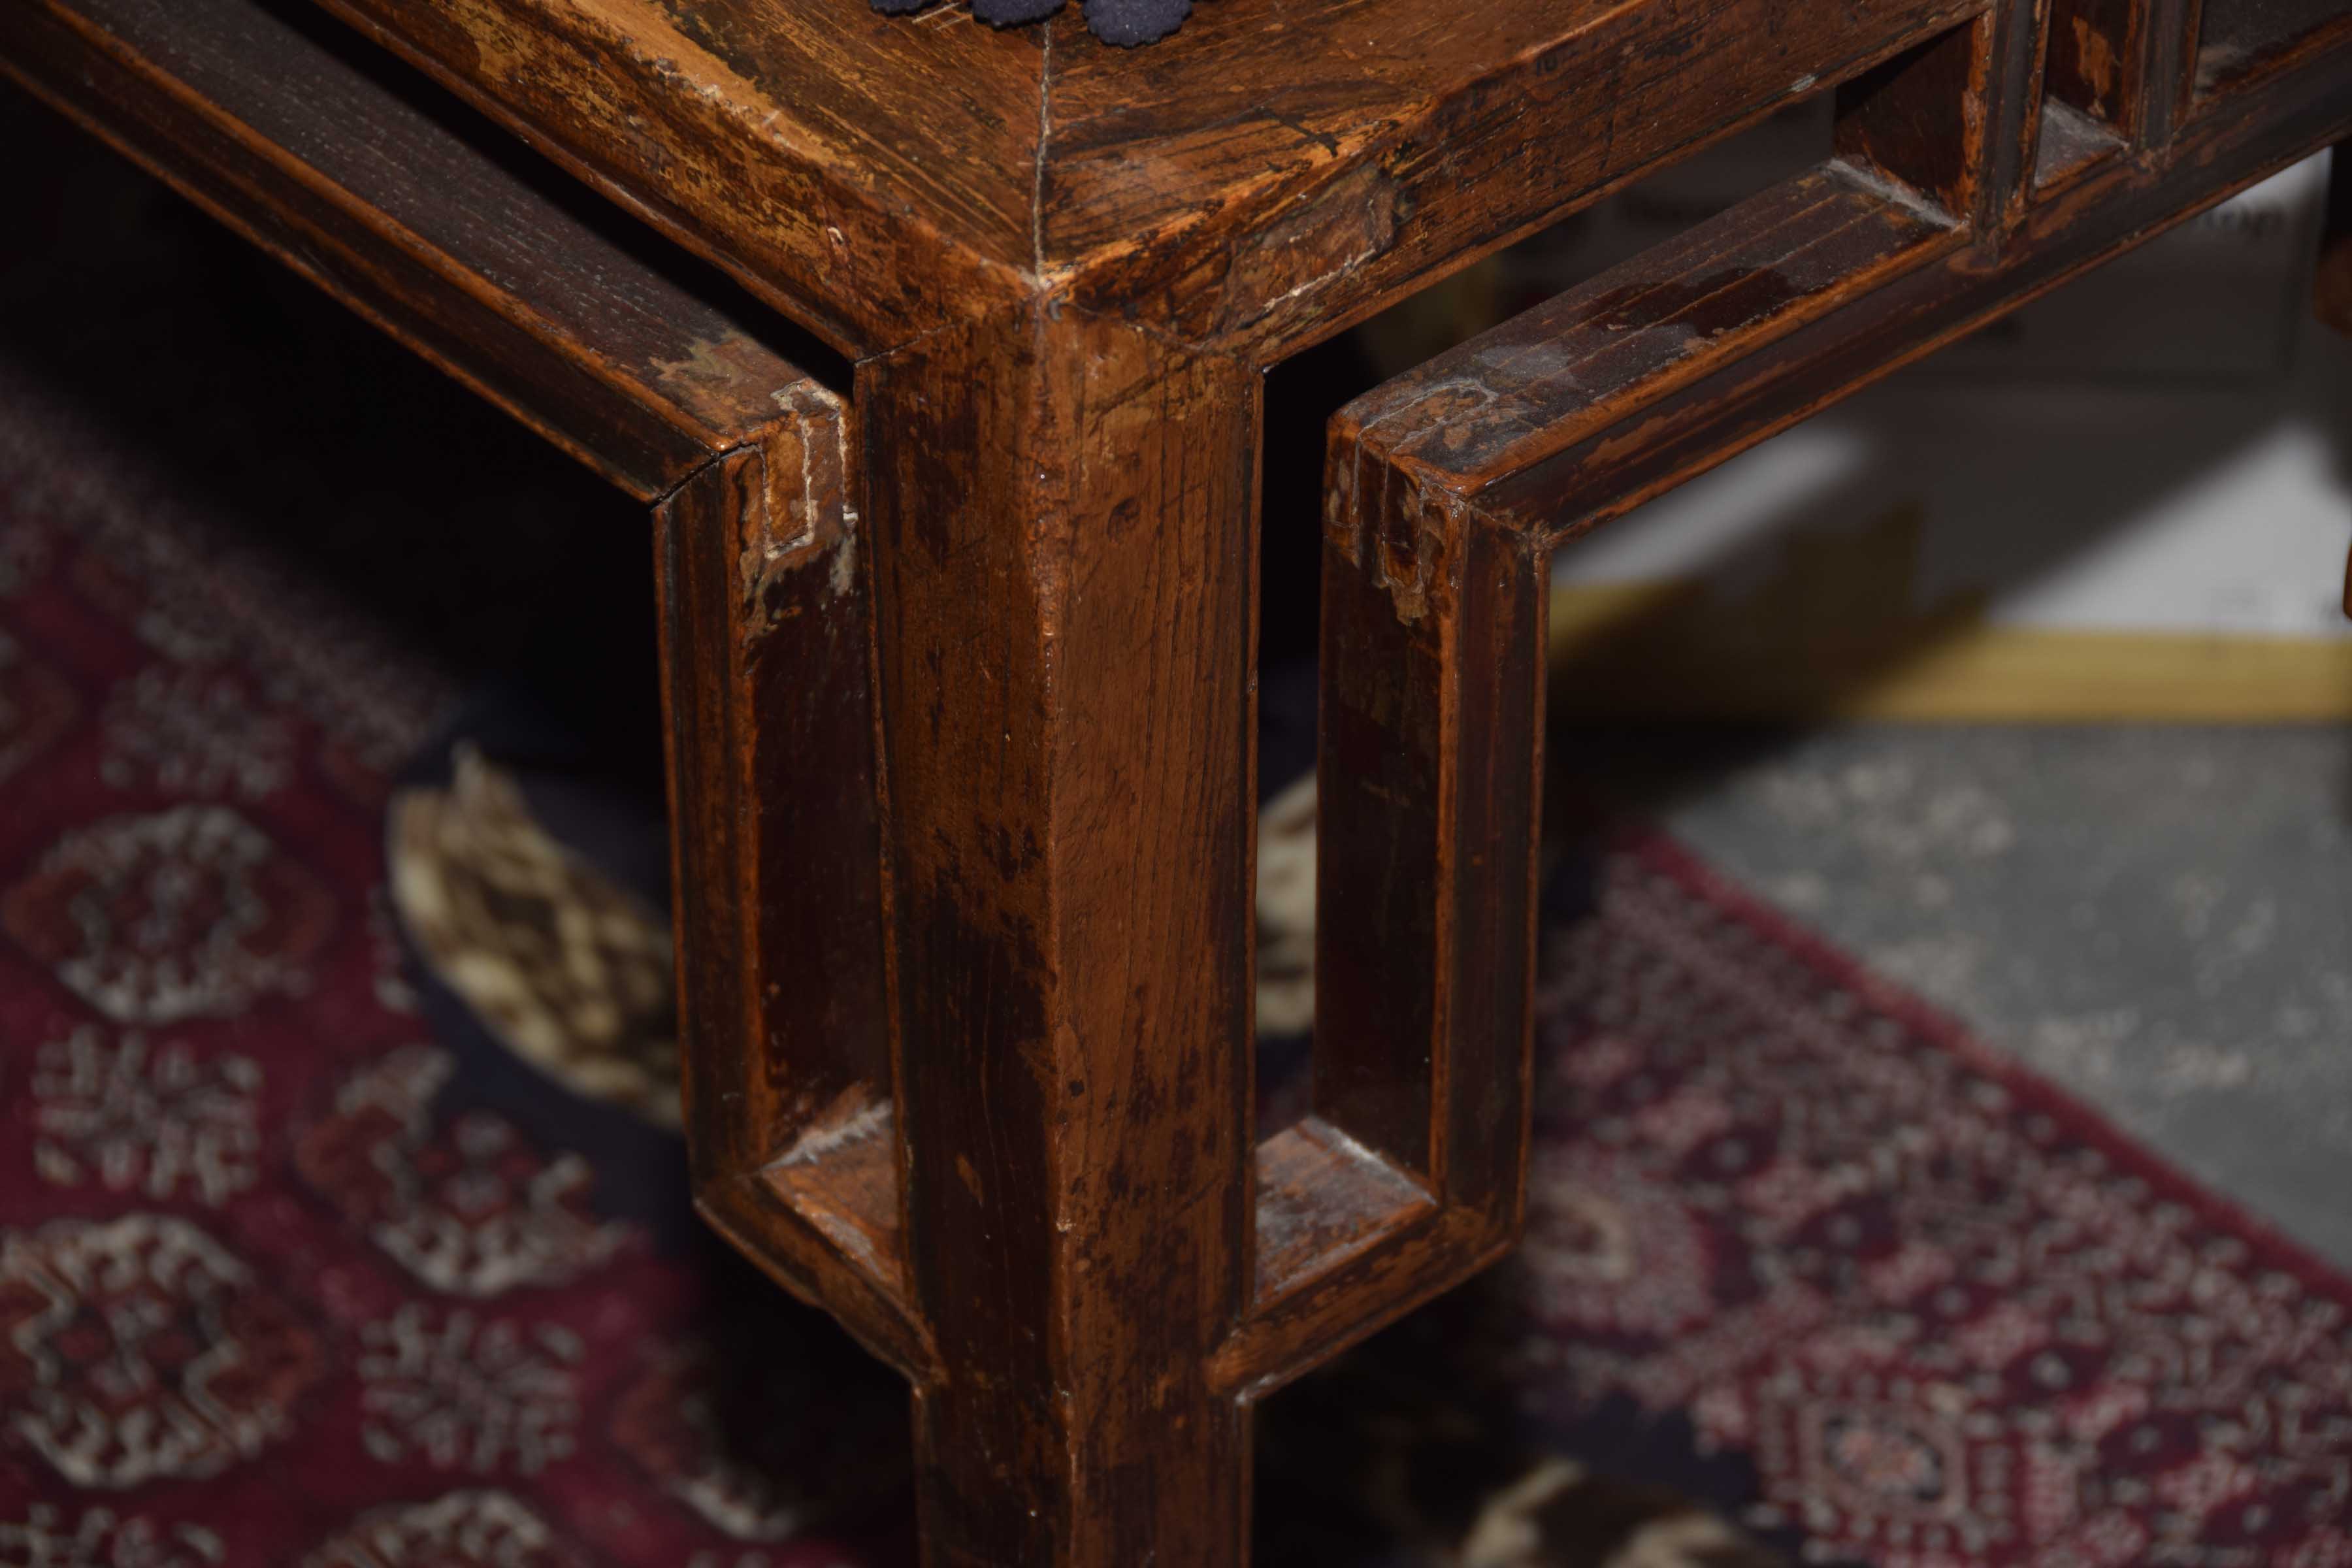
1834 14 1999 223
0 0 828 500
301 0 1989 362
1251 1118 1435 1308
3 0 923 1413
1047 0 1991 356
1337 25 2351 548
309 0 1042 351
858 305 1259 1564
1310 27 2351 1466
654 424 892 1170
1484 45 2352 539
1315 493 1548 1215
1334 167 1965 506
2047 0 2151 129
29 0 2352 1556
1210 1206 1513 1397
652 414 908 1373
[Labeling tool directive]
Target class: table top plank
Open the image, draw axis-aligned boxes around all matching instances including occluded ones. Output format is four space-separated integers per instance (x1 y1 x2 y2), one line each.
1050 0 1987 354
306 0 1989 358
315 0 1044 349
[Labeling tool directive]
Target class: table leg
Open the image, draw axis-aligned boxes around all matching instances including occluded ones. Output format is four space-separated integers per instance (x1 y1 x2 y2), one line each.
860 308 1261 1565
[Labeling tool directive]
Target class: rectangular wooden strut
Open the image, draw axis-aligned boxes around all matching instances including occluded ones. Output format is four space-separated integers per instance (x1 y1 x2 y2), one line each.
0 0 822 499
1339 14 2352 549
1316 0 2352 1533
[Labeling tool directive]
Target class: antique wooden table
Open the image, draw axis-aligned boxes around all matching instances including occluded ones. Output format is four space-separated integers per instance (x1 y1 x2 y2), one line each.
5 0 2347 1559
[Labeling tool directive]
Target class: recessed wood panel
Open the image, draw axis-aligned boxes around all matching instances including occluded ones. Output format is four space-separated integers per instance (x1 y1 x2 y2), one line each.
2048 0 2149 128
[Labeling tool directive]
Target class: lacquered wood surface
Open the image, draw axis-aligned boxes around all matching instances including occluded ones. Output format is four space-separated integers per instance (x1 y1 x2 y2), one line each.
309 0 1991 358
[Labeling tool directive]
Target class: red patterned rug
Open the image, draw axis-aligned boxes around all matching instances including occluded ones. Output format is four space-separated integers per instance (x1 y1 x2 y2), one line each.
1 372 2349 1568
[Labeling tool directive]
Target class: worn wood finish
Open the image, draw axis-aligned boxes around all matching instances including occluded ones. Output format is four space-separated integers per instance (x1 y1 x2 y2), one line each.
1314 485 1547 1209
1502 77 2351 534
1336 169 1969 514
1342 26 2352 547
18 0 2352 1556
1046 0 1993 355
1251 1119 1434 1304
1300 505 1547 1371
2 0 906 1396
655 405 885 1177
0 0 822 500
1324 93 2352 1560
654 434 916 1376
2035 96 2131 188
302 0 1991 359
858 307 1259 1564
2048 0 2153 129
1835 15 2001 221
304 0 1037 353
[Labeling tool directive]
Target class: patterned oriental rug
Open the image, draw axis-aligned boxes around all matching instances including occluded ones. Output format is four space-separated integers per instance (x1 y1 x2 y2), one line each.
1 380 2351 1568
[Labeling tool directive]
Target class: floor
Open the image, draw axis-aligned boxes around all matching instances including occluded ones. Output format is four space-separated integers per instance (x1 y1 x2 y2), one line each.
1577 720 2352 1269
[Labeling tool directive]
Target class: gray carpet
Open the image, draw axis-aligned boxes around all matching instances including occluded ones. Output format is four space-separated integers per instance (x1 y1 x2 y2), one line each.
1575 721 2352 1270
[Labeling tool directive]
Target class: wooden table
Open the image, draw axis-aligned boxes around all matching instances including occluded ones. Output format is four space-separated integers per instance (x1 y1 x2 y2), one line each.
5 0 2347 1559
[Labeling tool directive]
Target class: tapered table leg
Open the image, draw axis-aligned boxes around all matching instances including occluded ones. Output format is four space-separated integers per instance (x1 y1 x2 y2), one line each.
859 306 1262 1566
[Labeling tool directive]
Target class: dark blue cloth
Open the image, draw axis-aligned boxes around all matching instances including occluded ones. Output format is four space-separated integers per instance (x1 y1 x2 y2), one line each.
870 0 1195 46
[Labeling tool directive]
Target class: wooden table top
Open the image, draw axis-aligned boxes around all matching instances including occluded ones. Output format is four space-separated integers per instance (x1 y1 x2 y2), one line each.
308 0 1987 358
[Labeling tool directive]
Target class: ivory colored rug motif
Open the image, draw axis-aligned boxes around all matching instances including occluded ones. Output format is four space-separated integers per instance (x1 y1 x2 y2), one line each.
1 378 2350 1567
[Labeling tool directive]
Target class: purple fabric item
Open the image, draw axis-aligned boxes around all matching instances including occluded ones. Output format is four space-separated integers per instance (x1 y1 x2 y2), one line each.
869 0 1194 45
970 0 1066 22
1083 0 1192 44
